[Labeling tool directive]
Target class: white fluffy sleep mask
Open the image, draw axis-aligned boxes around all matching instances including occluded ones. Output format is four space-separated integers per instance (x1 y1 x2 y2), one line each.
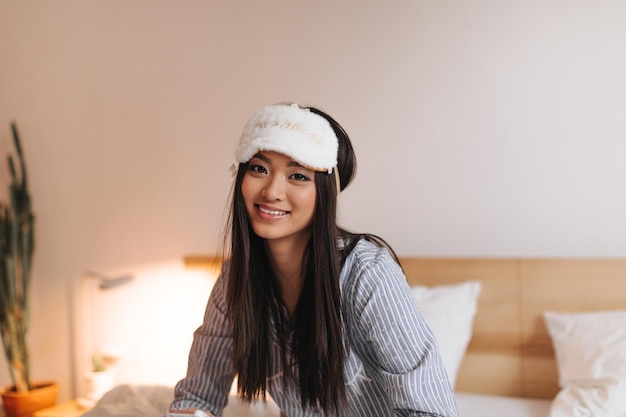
235 104 338 174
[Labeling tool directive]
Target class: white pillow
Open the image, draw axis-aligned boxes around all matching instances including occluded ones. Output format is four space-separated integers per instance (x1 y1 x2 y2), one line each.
544 310 626 417
410 280 481 388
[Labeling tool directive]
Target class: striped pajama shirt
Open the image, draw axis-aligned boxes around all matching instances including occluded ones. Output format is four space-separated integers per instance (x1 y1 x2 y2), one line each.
171 239 459 417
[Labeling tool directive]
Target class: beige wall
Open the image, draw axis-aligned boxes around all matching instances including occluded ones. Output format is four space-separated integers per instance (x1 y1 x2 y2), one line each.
1 0 626 401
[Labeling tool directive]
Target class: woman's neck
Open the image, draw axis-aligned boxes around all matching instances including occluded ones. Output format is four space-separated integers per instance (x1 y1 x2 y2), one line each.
265 234 310 317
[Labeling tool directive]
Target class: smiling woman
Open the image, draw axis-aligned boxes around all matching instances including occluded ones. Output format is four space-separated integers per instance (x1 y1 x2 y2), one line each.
167 103 459 417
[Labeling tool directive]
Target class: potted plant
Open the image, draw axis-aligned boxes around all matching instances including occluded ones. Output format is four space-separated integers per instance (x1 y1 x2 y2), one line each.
0 122 58 417
80 353 115 407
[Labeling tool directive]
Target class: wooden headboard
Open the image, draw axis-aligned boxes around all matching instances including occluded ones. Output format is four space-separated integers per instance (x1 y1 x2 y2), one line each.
399 258 626 399
185 256 626 399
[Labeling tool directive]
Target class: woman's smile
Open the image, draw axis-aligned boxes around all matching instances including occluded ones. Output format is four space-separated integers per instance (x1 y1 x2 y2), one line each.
256 204 290 219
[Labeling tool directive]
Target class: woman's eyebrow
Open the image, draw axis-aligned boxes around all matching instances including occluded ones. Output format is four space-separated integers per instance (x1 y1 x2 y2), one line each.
252 153 270 163
252 153 308 170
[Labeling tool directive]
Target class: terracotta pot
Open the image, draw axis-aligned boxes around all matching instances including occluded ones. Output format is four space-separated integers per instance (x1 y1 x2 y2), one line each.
1 381 59 417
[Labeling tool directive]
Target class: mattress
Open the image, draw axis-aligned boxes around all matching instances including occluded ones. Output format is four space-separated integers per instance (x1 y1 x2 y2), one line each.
81 385 553 417
222 391 554 417
455 391 551 417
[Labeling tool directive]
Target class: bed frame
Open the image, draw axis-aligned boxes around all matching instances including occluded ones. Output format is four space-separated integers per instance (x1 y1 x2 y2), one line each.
399 258 626 399
184 256 626 400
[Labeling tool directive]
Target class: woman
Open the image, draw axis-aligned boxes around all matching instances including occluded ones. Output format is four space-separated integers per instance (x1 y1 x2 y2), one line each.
168 103 459 417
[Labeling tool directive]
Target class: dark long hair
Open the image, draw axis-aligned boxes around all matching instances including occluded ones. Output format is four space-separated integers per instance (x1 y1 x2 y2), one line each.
224 105 397 415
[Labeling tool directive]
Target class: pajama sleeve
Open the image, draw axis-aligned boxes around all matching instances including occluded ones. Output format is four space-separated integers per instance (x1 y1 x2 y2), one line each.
344 247 459 417
169 271 236 417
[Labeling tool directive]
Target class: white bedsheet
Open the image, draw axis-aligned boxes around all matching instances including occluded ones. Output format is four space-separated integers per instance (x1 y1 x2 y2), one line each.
80 385 552 417
456 391 551 417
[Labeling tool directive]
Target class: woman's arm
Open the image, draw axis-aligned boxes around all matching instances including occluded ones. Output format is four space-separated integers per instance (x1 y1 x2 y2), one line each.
169 273 236 415
346 246 459 417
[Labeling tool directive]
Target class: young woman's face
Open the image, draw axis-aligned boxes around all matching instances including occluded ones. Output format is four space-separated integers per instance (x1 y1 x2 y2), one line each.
241 151 317 246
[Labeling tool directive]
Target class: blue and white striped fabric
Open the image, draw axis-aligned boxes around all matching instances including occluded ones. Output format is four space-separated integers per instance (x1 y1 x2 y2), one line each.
171 239 459 417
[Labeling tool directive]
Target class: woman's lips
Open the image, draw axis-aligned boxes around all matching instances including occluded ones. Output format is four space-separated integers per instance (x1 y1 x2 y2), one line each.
256 204 289 219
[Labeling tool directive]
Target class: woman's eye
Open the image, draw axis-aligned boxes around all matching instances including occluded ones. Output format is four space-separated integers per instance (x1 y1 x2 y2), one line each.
248 164 267 174
290 173 310 181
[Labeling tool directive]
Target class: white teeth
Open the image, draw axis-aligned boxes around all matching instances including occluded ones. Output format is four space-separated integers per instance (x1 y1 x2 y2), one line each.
259 206 287 216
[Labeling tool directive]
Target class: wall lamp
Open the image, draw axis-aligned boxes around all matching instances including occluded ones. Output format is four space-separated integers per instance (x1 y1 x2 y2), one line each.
83 271 134 290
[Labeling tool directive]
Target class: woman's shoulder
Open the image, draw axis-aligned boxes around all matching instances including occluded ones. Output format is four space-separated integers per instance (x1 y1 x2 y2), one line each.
343 236 398 266
346 237 390 259
341 237 404 289
340 237 410 325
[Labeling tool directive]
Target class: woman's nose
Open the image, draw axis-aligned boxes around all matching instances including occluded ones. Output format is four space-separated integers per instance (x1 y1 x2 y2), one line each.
262 175 285 200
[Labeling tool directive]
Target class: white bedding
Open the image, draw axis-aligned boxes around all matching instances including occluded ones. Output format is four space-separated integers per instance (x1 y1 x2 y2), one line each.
455 391 551 417
79 385 282 417
80 385 552 417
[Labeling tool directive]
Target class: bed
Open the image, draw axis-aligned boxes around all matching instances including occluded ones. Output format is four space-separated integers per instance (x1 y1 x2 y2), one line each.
82 257 626 417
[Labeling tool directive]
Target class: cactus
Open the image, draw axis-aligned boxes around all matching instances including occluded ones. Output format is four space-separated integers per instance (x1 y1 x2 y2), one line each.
0 122 35 393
